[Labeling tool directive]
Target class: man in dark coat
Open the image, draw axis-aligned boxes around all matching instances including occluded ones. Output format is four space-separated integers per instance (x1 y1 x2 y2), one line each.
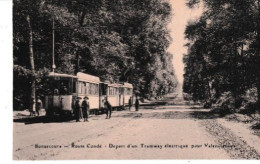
36 96 42 116
128 96 132 111
135 96 139 111
30 97 36 116
74 97 82 122
82 96 90 122
104 97 112 119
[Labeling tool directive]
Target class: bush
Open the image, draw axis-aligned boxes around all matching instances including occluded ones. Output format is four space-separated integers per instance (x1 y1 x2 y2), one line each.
238 87 258 114
212 91 236 114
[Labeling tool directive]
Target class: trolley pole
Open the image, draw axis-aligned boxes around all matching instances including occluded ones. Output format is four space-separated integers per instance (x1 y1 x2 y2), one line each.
52 18 56 72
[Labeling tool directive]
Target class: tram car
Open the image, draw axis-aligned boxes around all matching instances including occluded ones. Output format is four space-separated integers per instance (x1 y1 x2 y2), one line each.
121 82 134 106
45 72 134 116
98 82 121 112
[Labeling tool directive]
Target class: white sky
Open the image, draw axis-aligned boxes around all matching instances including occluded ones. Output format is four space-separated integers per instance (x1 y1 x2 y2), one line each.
167 0 203 84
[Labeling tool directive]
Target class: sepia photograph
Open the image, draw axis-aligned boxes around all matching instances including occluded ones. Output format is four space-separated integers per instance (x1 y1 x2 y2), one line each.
10 0 260 160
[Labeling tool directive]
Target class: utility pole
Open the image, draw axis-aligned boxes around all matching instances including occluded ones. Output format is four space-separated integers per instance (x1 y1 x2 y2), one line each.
52 18 56 72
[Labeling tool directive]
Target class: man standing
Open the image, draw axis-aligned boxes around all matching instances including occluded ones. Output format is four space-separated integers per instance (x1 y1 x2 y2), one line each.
135 96 139 111
104 97 112 119
36 96 42 116
82 96 90 122
74 97 82 122
128 96 132 111
30 97 36 116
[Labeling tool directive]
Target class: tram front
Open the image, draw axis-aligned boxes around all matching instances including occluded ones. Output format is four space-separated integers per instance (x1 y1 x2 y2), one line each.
45 72 77 116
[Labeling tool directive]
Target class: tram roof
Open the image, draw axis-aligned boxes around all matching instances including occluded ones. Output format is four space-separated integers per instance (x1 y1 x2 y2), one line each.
122 82 133 89
48 72 77 78
108 83 122 87
76 72 100 84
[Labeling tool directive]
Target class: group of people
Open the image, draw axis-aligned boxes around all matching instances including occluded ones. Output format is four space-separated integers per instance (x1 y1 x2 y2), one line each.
30 96 43 116
74 96 90 122
128 96 140 111
74 96 140 122
74 96 113 122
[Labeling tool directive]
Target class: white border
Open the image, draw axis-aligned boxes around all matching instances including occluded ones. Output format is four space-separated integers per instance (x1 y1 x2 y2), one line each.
0 0 13 163
2 0 259 163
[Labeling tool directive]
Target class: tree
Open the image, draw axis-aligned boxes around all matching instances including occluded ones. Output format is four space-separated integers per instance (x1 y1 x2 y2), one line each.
13 0 178 110
184 0 260 111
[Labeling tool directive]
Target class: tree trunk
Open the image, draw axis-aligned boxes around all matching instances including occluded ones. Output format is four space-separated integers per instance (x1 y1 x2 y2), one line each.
257 0 260 111
75 10 86 74
75 49 79 74
257 83 260 110
26 15 36 107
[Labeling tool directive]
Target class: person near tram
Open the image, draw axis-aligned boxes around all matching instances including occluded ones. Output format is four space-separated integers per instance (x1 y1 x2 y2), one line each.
104 97 112 119
36 96 42 116
74 97 82 122
30 97 36 116
128 96 132 111
82 96 90 122
135 96 139 111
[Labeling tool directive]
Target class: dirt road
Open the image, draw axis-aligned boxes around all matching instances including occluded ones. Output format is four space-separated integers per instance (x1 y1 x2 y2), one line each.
13 105 260 160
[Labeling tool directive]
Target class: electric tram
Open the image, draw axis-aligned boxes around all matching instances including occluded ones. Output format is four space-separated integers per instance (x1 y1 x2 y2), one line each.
45 72 133 116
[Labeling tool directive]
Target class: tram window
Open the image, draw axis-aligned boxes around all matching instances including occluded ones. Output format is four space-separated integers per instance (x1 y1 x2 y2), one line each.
85 82 89 94
72 81 76 93
93 84 96 95
89 83 92 95
119 88 123 94
89 83 95 95
90 84 93 95
82 82 86 94
78 82 81 94
93 84 95 95
126 88 131 95
100 84 107 95
95 84 98 95
60 80 69 95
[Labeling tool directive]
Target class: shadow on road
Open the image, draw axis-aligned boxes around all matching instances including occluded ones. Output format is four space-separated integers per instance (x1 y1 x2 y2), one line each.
13 105 226 124
14 109 224 124
13 115 74 125
113 110 224 120
190 111 225 119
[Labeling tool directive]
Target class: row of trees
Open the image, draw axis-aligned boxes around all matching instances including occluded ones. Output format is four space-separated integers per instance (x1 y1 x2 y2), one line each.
183 0 260 113
13 0 178 109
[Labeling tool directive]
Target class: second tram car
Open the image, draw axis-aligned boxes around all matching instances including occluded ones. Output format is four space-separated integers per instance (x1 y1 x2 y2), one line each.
122 82 134 106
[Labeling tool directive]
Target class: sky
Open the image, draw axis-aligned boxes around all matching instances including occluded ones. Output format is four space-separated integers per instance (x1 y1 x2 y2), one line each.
167 0 203 84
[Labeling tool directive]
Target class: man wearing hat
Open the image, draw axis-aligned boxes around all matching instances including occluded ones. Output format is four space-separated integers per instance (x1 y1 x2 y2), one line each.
104 97 112 119
135 96 139 112
74 97 82 122
82 96 90 122
30 97 36 116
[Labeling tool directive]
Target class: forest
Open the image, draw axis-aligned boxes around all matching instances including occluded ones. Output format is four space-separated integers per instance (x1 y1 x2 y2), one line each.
183 0 260 114
13 0 178 110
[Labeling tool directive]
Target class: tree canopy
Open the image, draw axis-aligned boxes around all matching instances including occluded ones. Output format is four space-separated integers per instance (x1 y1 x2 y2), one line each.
183 0 260 112
13 0 178 109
